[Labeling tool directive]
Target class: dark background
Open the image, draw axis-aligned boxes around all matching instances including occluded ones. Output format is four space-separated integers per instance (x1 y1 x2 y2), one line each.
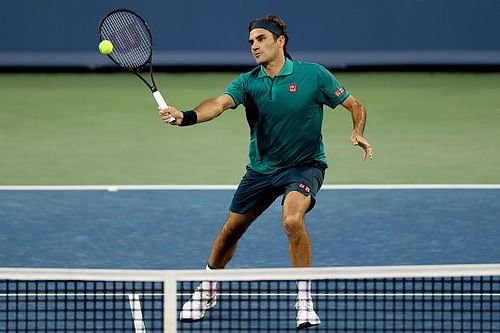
1 0 499 69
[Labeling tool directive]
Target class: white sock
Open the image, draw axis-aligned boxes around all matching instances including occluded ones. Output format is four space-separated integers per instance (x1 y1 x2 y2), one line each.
200 265 218 293
296 280 312 300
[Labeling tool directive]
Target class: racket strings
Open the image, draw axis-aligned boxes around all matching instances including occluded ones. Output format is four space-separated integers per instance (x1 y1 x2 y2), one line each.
100 11 152 70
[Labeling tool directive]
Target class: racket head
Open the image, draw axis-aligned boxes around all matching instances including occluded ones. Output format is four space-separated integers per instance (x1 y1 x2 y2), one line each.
99 9 153 71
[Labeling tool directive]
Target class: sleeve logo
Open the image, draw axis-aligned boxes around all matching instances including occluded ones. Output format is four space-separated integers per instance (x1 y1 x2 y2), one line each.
334 87 345 97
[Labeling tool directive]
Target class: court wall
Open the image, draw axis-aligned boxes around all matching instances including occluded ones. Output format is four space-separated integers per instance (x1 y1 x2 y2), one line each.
1 0 499 68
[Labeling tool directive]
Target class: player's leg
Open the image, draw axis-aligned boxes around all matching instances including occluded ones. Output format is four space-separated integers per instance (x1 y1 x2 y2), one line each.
179 213 255 323
180 169 279 322
208 211 258 268
208 167 281 268
180 213 257 322
280 163 326 329
280 162 325 267
282 191 312 267
282 193 321 329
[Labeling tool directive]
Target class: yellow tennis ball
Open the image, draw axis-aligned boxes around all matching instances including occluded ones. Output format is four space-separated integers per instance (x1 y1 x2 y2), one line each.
99 40 113 55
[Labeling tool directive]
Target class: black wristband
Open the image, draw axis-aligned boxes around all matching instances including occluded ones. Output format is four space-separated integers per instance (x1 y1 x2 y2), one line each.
180 110 197 126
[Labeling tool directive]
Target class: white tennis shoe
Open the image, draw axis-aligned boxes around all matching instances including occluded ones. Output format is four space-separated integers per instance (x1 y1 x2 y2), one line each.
295 298 321 329
179 286 217 321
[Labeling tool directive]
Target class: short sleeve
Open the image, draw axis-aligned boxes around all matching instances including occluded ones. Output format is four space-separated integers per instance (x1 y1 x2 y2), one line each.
224 73 247 108
318 65 350 109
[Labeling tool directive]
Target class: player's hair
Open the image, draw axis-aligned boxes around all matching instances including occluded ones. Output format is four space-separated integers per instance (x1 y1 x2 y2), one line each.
249 15 292 59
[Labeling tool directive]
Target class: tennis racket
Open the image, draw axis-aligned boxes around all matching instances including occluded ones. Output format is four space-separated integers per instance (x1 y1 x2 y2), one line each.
99 9 175 122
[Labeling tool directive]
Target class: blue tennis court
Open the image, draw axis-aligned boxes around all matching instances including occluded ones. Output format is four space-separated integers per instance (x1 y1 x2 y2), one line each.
1 186 499 332
1 186 499 269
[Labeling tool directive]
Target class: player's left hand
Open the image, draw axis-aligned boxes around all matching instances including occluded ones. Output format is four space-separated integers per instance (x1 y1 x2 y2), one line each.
351 133 373 160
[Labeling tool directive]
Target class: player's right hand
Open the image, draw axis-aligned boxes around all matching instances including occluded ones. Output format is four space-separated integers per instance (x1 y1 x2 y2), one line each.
158 106 183 126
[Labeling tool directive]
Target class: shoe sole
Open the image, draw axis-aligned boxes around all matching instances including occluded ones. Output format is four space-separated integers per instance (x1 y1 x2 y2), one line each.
297 320 321 329
179 317 202 323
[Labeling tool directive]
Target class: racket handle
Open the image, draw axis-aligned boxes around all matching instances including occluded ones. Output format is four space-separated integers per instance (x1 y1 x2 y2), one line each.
153 91 175 123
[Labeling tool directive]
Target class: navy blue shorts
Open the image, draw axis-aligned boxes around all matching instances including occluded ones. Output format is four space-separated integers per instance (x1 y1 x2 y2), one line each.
229 161 326 215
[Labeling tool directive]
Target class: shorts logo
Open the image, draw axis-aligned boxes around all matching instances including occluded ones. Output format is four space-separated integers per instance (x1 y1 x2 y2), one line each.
299 183 311 193
334 87 345 97
289 84 297 93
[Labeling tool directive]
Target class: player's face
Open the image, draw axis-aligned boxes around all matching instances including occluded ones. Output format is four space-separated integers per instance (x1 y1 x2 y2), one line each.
248 29 283 65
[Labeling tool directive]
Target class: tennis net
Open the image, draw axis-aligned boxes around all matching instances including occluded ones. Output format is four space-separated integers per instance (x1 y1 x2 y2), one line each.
1 264 499 332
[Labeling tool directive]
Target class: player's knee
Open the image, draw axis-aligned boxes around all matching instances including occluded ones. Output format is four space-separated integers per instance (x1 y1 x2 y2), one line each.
282 214 305 238
220 216 251 239
220 223 243 240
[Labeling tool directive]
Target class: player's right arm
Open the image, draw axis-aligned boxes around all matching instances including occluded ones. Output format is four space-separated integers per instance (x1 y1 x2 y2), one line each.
158 94 236 126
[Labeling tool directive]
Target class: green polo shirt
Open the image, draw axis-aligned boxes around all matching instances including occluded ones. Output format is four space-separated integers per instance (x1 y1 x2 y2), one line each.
224 58 349 174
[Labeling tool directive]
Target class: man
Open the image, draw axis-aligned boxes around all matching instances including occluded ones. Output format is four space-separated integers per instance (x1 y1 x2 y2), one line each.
159 15 373 329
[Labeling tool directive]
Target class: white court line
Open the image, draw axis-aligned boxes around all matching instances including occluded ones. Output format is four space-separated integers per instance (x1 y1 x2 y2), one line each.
128 294 147 333
0 185 237 191
0 184 499 191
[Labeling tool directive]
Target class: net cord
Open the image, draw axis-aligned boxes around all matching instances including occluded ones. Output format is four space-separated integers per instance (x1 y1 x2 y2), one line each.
2 264 500 281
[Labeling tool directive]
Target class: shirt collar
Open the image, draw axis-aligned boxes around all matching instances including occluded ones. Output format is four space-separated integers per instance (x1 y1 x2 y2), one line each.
258 58 294 78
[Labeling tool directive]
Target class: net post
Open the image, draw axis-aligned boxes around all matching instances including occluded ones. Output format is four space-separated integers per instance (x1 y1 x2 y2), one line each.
163 273 177 333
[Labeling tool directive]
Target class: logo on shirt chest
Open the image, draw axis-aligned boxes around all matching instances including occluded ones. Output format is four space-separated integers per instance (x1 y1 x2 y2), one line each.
288 83 298 93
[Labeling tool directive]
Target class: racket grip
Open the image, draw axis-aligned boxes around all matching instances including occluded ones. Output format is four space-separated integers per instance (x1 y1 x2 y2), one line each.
153 91 175 123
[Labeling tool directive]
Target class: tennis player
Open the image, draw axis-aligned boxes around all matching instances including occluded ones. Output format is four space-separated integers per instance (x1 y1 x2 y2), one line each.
159 15 373 329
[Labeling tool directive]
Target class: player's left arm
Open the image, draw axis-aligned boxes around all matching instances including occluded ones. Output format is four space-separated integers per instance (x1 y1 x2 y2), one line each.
341 95 373 160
